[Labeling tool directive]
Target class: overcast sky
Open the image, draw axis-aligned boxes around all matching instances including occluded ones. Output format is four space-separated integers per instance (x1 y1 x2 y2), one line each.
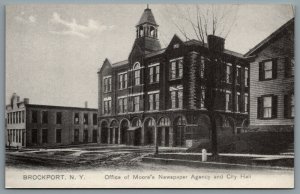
6 4 294 108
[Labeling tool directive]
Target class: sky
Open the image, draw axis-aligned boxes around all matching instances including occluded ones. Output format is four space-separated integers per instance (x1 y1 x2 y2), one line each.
6 4 294 108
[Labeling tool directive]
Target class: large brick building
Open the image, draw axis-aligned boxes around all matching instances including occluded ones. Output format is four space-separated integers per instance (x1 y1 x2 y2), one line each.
245 18 294 131
6 93 98 148
98 7 249 147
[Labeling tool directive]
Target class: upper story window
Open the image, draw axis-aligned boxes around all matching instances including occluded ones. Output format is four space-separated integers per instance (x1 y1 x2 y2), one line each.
259 59 277 81
133 62 141 86
32 110 37 123
244 94 249 113
169 57 183 80
74 113 79 124
236 92 241 112
118 97 128 113
245 67 249 87
56 112 62 124
236 66 241 85
83 113 88 125
103 97 112 115
93 113 97 125
22 110 25 123
173 43 180 49
225 91 232 111
226 63 233 83
257 95 277 119
118 72 127 90
200 86 206 109
200 56 205 78
133 96 140 112
149 63 160 83
148 92 159 111
42 111 48 124
170 85 183 109
103 76 112 93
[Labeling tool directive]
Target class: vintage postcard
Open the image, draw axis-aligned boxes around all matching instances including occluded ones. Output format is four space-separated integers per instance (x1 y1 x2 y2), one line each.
5 4 294 188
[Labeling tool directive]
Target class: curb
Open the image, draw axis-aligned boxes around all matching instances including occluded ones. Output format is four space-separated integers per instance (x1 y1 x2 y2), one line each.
142 157 294 171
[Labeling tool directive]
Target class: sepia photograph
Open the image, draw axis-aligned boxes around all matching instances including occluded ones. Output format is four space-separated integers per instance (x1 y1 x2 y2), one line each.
5 3 295 188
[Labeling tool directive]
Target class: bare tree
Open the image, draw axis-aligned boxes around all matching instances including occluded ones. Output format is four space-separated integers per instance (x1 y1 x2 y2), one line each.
165 5 239 156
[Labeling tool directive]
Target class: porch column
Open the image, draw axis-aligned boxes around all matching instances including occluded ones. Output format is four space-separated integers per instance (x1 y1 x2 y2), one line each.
112 127 116 144
169 126 174 147
141 125 145 145
118 127 121 144
107 127 111 144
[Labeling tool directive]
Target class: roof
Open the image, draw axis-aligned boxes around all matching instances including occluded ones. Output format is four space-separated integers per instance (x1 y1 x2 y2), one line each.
184 39 245 58
136 8 158 26
244 18 294 57
111 60 128 68
26 104 97 111
145 48 166 58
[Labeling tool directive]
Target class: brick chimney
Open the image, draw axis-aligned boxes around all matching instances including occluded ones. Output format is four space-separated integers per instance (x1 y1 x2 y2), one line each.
24 98 29 104
84 101 88 108
207 35 225 52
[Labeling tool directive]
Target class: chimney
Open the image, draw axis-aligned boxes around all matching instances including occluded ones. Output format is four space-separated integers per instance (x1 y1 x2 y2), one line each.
24 98 29 104
207 35 225 52
84 101 88 108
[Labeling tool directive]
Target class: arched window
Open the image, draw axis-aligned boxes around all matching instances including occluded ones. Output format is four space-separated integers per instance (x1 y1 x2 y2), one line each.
158 117 170 127
132 118 142 127
150 26 155 37
133 62 141 85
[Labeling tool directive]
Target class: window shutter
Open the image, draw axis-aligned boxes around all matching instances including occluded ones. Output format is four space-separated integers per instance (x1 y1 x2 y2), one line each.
285 57 291 78
272 95 278 118
259 62 263 81
272 59 277 79
257 97 262 119
284 95 289 118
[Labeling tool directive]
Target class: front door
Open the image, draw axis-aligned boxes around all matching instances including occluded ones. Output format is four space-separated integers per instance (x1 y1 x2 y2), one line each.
92 130 97 143
74 129 79 144
83 130 88 143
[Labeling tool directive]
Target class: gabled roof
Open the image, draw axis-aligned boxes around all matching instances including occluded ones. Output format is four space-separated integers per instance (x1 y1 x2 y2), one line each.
244 18 294 57
136 8 158 26
111 60 128 68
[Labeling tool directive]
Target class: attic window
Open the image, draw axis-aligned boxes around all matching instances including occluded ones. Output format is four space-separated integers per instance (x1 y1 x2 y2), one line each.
173 44 180 49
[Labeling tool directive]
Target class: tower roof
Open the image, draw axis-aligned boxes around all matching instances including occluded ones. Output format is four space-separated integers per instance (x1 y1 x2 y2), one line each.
136 7 158 26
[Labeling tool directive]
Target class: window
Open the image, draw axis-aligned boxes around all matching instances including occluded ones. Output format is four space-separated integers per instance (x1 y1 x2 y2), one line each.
170 86 183 109
200 56 205 78
103 99 112 114
118 73 128 89
22 111 25 123
244 94 248 113
169 58 183 80
236 93 241 112
291 94 295 117
56 129 62 143
148 92 159 111
56 112 62 124
173 43 180 49
225 92 232 111
259 59 277 80
83 113 88 125
74 113 79 124
133 62 141 86
200 86 206 108
263 97 272 118
31 129 38 144
103 76 112 93
42 129 48 144
93 113 97 125
13 112 15 124
149 64 160 83
245 68 249 87
133 96 140 112
42 111 48 124
226 64 233 83
32 110 37 123
18 111 21 123
236 66 241 85
118 97 128 113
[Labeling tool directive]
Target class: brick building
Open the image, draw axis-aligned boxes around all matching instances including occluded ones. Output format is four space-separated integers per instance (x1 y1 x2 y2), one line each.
98 7 249 147
245 18 294 131
6 93 98 148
